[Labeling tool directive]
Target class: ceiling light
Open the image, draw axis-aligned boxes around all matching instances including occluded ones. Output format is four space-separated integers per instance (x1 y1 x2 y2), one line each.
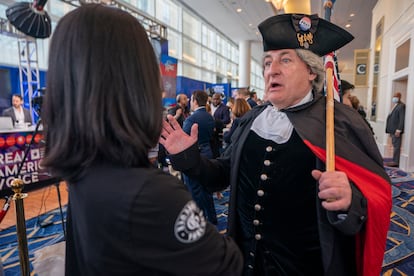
350 13 355 17
270 0 288 11
236 8 242 13
345 24 351 28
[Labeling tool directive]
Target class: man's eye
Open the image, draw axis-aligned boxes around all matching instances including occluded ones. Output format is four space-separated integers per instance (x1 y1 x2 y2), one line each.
264 61 272 67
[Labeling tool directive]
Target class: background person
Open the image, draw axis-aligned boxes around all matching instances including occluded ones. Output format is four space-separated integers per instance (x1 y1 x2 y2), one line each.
223 98 251 144
210 92 230 157
385 92 406 167
210 92 230 127
236 87 257 108
41 4 242 275
350 95 374 134
182 90 217 224
2 94 32 126
341 80 373 134
168 93 189 127
340 79 354 108
161 13 391 276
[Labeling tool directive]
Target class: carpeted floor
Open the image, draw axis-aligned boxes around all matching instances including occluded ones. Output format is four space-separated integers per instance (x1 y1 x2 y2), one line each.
381 166 414 275
1 165 414 275
0 207 65 275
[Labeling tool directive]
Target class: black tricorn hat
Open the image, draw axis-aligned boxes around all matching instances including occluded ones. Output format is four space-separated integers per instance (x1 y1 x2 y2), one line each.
258 14 354 56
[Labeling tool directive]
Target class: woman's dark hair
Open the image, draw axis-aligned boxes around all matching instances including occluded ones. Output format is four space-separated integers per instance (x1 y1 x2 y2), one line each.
42 4 163 181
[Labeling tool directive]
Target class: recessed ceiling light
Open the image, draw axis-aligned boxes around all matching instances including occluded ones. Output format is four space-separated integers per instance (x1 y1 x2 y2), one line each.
249 23 253 27
236 8 242 13
345 24 351 28
350 13 355 17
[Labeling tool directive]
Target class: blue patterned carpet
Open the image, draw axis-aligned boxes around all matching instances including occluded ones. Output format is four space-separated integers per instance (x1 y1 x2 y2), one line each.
382 166 414 275
1 166 414 275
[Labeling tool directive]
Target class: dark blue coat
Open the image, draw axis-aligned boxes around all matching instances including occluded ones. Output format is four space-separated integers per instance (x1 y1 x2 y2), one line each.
183 107 215 146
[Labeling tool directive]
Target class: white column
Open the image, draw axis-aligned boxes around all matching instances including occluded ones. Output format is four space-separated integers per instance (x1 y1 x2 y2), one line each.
238 40 251 88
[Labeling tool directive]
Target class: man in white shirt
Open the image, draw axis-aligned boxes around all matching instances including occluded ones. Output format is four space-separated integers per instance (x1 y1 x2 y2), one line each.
2 94 32 126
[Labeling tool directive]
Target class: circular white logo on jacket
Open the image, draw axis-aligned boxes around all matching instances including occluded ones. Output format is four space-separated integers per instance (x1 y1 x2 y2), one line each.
174 200 206 243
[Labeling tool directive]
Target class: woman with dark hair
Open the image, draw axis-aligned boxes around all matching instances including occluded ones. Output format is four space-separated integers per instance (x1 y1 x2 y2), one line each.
42 4 242 275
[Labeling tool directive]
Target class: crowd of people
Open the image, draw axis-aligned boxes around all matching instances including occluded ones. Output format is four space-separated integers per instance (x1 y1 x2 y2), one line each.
31 3 394 276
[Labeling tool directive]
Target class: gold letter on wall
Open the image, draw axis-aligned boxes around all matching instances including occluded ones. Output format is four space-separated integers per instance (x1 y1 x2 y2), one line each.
354 49 370 87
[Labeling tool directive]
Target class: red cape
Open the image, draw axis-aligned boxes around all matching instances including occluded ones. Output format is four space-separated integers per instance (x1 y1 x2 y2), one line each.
285 95 392 276
304 141 391 276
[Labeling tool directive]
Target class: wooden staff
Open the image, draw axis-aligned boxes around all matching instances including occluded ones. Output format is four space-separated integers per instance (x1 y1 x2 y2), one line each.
325 67 335 172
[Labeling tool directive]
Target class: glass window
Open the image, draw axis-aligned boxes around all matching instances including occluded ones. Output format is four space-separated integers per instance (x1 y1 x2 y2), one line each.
135 0 155 16
201 70 215 83
183 10 200 42
201 47 215 71
217 56 227 75
167 29 181 59
182 62 200 80
37 39 49 69
202 25 208 47
221 39 229 57
0 36 19 66
182 37 200 64
208 28 216 50
48 0 75 17
230 63 238 80
0 4 8 16
201 24 216 50
231 80 238 88
231 45 238 63
216 35 222 56
156 0 179 30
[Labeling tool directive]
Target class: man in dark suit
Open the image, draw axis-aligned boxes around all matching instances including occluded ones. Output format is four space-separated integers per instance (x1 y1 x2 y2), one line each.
210 93 230 157
211 93 230 126
182 90 217 224
2 94 32 126
386 92 406 167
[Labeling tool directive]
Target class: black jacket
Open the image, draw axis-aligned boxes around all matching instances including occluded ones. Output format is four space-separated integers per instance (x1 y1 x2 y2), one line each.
65 164 242 275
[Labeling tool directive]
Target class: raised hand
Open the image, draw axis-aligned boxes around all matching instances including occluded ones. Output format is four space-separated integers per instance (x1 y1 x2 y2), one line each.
160 115 198 155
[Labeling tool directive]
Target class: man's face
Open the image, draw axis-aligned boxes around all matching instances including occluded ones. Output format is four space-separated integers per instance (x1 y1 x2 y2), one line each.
12 96 22 109
263 49 316 109
179 95 188 107
212 94 221 107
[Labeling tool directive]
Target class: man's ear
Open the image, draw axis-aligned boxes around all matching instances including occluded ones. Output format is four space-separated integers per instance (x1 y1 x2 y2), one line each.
309 71 317 82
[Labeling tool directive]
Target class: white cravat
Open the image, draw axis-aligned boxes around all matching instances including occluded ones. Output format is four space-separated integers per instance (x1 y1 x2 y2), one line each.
251 91 313 144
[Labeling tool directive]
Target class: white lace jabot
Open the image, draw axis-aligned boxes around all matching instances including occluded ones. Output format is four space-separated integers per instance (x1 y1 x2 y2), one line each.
250 91 313 144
